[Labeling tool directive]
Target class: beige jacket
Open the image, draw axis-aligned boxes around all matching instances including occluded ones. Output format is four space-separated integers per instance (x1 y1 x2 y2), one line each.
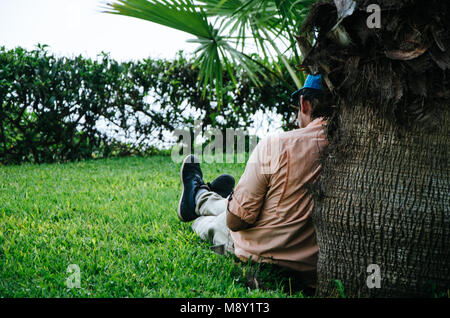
228 118 328 286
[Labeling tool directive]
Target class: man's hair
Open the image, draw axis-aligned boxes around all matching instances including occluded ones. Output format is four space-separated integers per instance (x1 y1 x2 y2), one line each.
299 88 331 119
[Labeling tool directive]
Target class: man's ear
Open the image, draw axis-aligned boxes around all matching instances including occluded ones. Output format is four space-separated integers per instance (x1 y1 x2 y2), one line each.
300 95 311 115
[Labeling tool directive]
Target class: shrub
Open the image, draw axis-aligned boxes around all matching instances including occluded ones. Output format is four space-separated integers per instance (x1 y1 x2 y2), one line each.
0 45 294 164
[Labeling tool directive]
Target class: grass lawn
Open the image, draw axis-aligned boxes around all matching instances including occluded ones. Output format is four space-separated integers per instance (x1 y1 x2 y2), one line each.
0 156 308 297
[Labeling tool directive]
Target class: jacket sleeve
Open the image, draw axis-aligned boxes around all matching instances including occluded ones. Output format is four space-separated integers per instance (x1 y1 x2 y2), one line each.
227 137 272 225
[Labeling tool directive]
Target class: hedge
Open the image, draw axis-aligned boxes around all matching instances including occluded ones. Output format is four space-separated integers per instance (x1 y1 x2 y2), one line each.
0 45 294 164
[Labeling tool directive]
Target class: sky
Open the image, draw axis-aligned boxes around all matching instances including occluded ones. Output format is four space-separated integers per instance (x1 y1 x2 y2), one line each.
0 0 198 61
0 0 284 138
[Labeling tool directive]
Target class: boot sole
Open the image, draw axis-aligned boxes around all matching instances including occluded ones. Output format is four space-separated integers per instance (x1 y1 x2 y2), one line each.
177 155 194 222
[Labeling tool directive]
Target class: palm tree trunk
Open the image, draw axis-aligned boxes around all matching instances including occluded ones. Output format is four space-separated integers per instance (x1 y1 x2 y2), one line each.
298 0 450 297
313 104 450 297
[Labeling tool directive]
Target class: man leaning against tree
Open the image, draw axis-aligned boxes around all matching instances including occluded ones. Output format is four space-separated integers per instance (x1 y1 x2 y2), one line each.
176 74 329 291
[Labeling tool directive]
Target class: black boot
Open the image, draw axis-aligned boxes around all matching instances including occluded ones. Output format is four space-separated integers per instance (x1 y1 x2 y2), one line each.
177 155 207 222
207 174 235 198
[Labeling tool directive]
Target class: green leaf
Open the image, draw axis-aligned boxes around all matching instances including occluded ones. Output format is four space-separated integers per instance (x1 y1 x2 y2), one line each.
104 0 313 103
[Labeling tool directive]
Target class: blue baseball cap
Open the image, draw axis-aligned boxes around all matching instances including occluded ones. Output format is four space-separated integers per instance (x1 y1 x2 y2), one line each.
291 74 323 104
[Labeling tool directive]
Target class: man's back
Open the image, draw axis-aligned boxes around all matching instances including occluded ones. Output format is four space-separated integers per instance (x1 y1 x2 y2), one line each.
228 118 328 285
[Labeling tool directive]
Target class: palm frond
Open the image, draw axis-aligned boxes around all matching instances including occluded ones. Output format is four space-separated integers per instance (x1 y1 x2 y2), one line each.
104 0 315 104
104 0 212 39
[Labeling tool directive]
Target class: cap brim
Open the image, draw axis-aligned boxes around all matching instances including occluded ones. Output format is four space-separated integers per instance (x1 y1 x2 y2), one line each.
291 87 324 105
291 88 305 104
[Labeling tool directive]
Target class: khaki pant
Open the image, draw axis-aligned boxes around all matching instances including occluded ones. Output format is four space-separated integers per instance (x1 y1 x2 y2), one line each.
191 191 234 254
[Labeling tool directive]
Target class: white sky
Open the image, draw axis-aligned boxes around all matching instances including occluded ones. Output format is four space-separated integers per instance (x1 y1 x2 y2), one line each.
0 0 285 138
0 0 198 61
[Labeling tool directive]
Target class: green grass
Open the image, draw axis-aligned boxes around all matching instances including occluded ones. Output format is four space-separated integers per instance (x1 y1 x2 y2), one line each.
0 156 308 298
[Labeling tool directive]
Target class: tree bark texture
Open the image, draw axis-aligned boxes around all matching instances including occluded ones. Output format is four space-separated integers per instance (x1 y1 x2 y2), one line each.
313 104 449 297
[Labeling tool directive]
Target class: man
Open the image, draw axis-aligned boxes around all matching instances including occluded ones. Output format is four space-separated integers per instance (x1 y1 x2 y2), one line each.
177 74 328 289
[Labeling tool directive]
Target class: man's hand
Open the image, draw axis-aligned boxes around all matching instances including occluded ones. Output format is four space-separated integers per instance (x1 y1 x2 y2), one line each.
226 211 250 232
